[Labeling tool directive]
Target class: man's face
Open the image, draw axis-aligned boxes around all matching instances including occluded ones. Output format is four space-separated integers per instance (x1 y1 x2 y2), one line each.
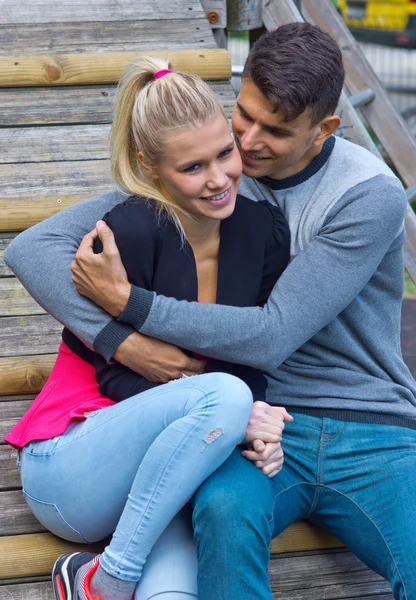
232 78 324 180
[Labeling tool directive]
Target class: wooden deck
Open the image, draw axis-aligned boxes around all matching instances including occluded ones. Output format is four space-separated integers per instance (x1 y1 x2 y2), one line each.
0 0 396 598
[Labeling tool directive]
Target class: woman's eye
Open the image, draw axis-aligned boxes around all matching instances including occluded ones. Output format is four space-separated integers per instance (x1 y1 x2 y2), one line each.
183 164 201 173
218 147 233 159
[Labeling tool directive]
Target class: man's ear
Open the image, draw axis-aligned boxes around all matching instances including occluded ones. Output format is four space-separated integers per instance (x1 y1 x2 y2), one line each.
138 151 159 180
314 115 341 145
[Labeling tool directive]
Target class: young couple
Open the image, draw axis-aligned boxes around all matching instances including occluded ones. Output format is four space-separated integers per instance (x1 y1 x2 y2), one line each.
5 22 416 600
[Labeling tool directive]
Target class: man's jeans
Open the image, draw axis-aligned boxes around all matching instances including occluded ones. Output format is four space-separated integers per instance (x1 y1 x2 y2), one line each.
192 413 416 600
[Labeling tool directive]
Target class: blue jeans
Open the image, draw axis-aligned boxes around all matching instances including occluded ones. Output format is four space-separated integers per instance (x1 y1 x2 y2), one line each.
192 414 416 600
19 372 252 595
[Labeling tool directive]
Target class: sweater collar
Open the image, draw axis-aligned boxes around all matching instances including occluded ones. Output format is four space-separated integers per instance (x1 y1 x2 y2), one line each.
256 135 335 191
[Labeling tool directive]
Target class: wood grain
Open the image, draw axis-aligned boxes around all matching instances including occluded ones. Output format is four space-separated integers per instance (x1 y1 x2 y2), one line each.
0 160 112 201
0 491 46 536
0 445 21 490
0 315 62 357
0 125 110 164
0 0 206 24
0 521 341 580
0 533 105 579
0 20 215 55
0 279 45 316
0 81 235 127
0 355 56 395
0 234 15 276
0 397 33 441
0 49 231 87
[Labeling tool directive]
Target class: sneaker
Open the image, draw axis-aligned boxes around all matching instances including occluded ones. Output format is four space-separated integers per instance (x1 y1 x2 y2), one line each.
52 552 99 600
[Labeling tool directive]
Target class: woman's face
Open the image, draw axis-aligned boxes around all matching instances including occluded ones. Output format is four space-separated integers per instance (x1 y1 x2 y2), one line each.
151 112 242 223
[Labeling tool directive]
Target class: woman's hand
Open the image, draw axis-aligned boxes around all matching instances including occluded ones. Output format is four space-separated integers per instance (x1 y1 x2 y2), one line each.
71 221 131 317
243 401 293 445
242 440 284 478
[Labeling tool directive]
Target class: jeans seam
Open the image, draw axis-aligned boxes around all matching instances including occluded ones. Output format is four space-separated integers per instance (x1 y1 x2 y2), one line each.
53 381 218 454
22 489 89 543
320 422 345 447
105 387 213 578
318 484 408 599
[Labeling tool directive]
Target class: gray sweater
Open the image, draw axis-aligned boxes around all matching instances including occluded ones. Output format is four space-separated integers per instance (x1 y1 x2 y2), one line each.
5 136 416 428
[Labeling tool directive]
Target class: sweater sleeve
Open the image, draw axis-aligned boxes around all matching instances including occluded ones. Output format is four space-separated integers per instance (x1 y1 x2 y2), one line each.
3 190 136 360
116 177 407 371
93 199 164 401
232 202 291 398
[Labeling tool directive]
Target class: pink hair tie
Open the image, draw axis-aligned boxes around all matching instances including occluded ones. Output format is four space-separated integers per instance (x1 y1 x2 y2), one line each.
154 69 173 80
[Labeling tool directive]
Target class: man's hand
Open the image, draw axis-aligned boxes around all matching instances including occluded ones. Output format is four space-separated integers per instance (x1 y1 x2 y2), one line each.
114 332 207 382
243 401 293 445
71 221 130 317
242 440 284 478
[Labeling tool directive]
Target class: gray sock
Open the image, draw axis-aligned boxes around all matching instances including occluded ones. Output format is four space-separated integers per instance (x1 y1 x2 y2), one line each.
89 562 137 600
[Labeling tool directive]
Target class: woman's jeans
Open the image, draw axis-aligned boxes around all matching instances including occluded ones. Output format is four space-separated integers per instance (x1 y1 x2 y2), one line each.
19 372 252 597
192 414 416 600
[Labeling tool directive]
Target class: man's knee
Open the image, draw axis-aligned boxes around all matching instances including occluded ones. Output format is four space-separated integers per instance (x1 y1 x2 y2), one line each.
192 449 275 541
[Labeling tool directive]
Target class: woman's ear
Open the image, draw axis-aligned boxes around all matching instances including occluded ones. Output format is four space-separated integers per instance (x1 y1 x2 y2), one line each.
138 151 159 180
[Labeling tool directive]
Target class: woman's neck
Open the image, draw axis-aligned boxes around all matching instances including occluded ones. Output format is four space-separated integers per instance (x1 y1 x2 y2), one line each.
178 212 220 252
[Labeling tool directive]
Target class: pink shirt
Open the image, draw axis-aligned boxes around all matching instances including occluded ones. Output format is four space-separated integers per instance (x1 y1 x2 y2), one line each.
5 342 115 449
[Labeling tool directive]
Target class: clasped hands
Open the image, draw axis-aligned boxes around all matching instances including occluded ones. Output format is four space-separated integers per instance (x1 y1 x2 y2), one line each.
71 222 293 478
242 402 293 478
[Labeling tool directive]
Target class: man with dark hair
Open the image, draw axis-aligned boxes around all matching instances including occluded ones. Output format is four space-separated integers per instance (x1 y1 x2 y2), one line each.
6 22 416 599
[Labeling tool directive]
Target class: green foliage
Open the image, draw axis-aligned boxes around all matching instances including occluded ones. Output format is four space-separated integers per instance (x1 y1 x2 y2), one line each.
405 270 416 298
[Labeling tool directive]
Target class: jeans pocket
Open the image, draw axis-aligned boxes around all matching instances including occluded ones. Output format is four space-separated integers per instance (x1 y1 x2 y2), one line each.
22 490 88 543
24 436 62 457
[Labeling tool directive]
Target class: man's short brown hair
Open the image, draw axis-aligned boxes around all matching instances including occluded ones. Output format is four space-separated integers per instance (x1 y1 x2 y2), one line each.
242 22 345 126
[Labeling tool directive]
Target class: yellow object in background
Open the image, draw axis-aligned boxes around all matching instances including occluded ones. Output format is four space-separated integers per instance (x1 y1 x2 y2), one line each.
338 0 416 32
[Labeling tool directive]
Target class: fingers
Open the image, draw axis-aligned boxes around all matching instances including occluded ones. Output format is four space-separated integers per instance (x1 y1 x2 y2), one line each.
273 406 294 422
242 440 284 478
181 356 207 376
95 220 119 255
252 439 266 453
76 229 98 258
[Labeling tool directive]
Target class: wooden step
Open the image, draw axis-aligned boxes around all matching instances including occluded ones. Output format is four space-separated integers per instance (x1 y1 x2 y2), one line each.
0 49 231 88
0 524 343 579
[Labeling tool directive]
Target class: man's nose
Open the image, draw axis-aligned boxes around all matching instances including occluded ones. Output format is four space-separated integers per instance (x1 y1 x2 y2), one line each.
240 124 263 152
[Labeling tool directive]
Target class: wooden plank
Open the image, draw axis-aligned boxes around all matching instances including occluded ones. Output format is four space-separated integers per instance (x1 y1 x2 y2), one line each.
0 315 62 357
0 81 235 127
0 0 206 24
0 521 340 580
0 125 110 164
0 195 92 233
0 533 105 579
0 20 215 55
269 548 391 597
269 520 342 554
0 397 34 441
0 445 21 490
0 355 56 395
0 160 112 200
0 234 15 276
0 49 231 87
0 279 45 316
0 491 46 536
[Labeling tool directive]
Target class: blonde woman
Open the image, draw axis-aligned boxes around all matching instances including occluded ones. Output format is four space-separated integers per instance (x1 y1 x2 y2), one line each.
5 58 291 600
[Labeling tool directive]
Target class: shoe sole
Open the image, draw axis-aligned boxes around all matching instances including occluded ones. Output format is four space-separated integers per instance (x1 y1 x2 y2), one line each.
52 552 81 600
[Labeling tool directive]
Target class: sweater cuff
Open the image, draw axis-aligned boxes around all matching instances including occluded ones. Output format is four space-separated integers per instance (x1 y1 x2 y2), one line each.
94 320 136 363
117 285 155 330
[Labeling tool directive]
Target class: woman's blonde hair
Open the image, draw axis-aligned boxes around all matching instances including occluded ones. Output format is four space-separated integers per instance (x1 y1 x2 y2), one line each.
111 56 225 231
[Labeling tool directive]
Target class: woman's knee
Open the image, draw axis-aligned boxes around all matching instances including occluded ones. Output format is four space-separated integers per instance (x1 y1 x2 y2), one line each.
200 372 253 438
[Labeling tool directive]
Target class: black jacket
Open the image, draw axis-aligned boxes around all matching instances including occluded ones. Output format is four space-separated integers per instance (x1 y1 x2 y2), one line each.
63 194 290 402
